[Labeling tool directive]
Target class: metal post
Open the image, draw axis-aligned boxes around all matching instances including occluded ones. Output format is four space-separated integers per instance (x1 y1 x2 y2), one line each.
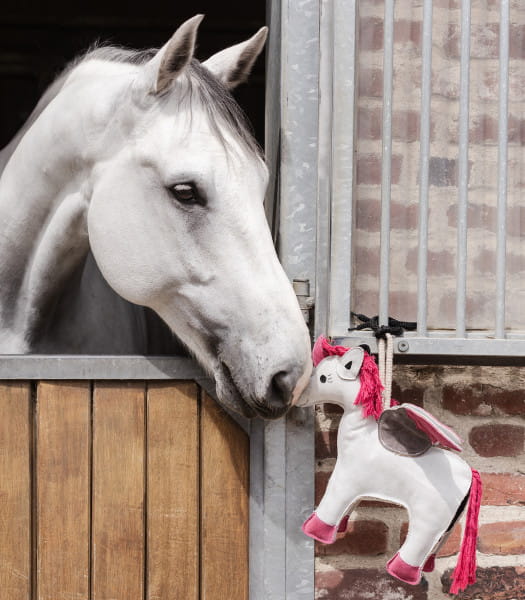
495 0 509 339
417 0 433 337
379 0 395 326
456 0 471 338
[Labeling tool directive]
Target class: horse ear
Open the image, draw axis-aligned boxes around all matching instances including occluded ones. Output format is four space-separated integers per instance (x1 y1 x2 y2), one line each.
147 14 204 95
336 348 365 381
203 27 268 89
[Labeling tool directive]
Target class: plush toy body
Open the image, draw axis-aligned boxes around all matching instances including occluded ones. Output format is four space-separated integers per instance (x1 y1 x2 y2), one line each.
297 339 481 592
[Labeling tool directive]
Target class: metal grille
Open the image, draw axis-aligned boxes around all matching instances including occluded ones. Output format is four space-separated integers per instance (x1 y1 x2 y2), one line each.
317 0 525 357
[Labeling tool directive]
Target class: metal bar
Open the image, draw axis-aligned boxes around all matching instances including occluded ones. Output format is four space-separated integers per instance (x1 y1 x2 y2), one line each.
263 0 319 598
495 0 510 339
315 0 335 337
0 355 204 380
338 333 525 357
417 0 433 337
328 0 358 337
456 0 471 338
379 0 395 326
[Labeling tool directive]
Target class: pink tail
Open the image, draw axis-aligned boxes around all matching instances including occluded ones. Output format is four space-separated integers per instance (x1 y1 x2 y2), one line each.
450 469 482 594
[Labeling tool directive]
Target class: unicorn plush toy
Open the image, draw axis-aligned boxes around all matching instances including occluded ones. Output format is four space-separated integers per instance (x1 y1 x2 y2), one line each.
297 337 482 593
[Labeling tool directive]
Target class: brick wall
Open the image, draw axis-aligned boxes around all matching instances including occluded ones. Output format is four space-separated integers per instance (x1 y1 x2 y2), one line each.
314 363 525 600
353 0 525 331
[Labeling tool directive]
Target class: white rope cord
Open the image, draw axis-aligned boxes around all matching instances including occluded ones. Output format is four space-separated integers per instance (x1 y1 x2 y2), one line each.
378 333 394 409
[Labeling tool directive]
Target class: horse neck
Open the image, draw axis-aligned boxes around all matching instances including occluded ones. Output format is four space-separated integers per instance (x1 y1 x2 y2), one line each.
0 63 129 350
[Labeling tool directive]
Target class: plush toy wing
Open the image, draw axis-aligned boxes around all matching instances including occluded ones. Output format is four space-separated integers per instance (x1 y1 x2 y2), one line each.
379 403 462 456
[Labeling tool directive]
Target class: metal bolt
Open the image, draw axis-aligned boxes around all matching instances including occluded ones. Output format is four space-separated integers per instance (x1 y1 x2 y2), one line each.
398 340 410 352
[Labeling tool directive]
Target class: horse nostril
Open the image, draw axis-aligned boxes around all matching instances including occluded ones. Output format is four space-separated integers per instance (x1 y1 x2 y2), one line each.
270 370 295 407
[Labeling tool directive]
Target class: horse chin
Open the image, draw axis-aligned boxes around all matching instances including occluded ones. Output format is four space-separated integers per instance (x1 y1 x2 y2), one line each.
214 362 289 420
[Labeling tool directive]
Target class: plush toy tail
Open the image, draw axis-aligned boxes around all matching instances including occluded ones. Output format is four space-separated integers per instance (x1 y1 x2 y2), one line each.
450 469 482 594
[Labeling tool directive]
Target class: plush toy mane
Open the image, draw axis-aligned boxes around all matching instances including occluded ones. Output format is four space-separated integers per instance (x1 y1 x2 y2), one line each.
312 336 384 420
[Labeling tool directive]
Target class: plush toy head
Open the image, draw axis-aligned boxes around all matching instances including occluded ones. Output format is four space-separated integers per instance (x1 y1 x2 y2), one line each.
297 336 384 419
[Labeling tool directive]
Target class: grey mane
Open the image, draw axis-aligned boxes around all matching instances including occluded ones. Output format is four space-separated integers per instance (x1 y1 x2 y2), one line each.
0 43 262 176
80 44 263 158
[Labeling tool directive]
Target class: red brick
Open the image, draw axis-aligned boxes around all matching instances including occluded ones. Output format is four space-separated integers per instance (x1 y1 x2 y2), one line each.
469 424 524 458
359 17 383 51
356 198 381 232
319 403 344 418
354 245 379 276
429 157 460 187
394 20 422 47
441 566 525 599
481 473 525 506
478 521 525 555
444 24 499 60
356 154 402 185
510 24 525 60
316 429 338 460
406 247 455 277
390 201 418 229
447 203 497 231
358 106 381 140
392 110 420 142
316 568 429 600
391 381 424 407
400 521 462 557
442 384 525 417
316 519 388 556
358 67 383 97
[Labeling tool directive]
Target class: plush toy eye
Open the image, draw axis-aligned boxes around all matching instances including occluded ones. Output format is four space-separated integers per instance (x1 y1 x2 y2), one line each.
320 375 327 383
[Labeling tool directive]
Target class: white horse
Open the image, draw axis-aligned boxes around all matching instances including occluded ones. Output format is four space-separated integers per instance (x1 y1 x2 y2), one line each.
0 15 312 419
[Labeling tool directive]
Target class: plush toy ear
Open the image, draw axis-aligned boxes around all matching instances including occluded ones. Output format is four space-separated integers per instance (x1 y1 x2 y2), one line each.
336 347 364 381
145 14 203 95
203 27 268 89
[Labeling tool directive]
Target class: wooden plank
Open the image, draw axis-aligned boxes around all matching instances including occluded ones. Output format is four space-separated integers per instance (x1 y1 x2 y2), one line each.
146 382 199 600
92 382 145 600
36 381 91 600
200 393 249 600
0 382 31 600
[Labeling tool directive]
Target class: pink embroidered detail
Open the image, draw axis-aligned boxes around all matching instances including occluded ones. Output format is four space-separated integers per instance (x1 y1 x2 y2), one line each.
386 552 422 585
450 470 482 594
301 512 338 544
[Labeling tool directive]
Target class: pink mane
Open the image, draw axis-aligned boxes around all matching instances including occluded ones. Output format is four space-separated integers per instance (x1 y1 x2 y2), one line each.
312 336 384 420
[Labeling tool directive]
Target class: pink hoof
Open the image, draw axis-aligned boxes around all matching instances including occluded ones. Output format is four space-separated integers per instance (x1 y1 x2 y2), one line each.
422 554 436 573
338 515 349 533
386 552 422 585
301 513 337 544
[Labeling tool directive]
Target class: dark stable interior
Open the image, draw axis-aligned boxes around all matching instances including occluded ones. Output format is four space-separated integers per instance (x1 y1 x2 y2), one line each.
0 1 266 149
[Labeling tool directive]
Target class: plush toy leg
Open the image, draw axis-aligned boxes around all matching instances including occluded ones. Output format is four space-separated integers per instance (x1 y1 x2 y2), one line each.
386 553 422 585
302 512 338 544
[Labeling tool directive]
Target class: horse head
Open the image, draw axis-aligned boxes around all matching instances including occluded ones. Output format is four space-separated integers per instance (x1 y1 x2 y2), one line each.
74 16 311 417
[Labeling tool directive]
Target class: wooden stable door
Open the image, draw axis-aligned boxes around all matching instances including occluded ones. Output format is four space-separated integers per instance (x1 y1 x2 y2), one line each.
0 381 249 600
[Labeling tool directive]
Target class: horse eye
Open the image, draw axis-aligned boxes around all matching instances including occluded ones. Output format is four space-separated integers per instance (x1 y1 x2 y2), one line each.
169 183 205 206
320 375 327 383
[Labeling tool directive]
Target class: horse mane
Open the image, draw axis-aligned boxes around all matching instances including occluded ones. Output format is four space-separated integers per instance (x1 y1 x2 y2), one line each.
78 44 262 158
312 336 384 420
1 42 262 171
